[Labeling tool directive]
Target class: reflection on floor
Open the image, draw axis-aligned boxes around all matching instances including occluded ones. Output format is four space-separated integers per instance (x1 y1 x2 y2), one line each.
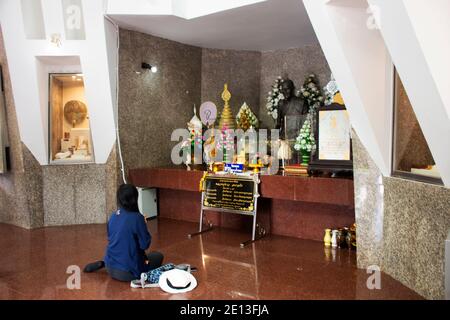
0 218 422 300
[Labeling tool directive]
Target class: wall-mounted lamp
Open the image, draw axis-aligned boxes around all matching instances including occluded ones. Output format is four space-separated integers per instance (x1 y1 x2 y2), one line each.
141 62 158 73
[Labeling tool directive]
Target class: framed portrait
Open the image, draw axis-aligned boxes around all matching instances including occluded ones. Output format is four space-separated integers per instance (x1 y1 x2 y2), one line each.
309 103 353 175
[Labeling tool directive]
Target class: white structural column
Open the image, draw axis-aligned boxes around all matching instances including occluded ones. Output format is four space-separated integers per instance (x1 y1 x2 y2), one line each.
0 0 117 164
0 0 48 163
81 0 117 163
402 0 450 120
369 0 450 186
303 0 393 176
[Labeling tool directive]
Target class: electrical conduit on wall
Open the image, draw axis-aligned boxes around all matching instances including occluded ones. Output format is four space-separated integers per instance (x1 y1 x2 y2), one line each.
104 13 126 184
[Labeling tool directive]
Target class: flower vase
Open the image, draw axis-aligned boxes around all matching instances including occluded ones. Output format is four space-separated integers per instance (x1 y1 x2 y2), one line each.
301 150 310 165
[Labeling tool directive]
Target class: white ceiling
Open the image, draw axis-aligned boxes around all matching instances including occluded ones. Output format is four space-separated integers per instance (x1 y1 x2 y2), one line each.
108 0 318 51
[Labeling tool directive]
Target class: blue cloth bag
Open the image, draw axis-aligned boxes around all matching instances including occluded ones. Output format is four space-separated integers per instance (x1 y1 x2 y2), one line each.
145 263 176 284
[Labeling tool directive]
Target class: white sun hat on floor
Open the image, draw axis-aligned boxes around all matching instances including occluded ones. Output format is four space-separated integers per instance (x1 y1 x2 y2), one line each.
158 269 197 294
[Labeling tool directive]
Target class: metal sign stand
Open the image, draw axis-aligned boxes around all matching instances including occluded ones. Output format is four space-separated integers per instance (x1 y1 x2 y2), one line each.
188 173 264 247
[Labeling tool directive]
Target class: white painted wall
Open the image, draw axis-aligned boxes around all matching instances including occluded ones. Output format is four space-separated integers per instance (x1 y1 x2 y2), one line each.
104 17 119 126
106 0 268 19
0 0 48 164
403 0 450 120
81 0 116 163
303 0 393 176
106 0 173 15
304 0 450 186
369 0 450 186
0 0 116 164
181 0 268 19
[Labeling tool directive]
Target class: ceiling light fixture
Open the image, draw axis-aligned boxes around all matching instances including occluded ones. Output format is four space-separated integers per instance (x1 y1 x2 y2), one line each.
141 62 158 73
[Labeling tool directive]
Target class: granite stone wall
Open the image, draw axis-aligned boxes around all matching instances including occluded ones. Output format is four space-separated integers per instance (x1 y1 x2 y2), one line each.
118 29 202 171
353 131 450 300
259 45 331 129
41 148 117 226
0 26 117 228
0 26 41 229
201 48 261 118
394 73 435 171
118 30 332 170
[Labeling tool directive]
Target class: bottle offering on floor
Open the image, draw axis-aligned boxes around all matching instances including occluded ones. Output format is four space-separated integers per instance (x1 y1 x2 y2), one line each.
324 229 332 247
331 229 338 248
337 228 347 248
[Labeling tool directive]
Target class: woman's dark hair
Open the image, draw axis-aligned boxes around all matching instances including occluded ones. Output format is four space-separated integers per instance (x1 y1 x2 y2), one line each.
117 184 140 212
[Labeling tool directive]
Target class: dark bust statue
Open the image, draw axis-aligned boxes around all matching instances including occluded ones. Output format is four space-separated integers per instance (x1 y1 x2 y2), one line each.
276 79 309 139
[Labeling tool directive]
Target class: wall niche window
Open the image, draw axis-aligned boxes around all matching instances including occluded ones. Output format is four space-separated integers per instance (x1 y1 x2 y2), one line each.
49 73 94 164
392 69 442 183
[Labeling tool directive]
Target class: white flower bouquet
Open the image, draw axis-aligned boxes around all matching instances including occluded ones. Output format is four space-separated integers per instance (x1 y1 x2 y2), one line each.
299 74 324 112
323 74 339 105
265 76 285 121
294 117 316 156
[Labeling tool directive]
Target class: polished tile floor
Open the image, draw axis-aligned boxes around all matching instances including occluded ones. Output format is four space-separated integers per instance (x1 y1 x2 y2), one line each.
0 218 422 300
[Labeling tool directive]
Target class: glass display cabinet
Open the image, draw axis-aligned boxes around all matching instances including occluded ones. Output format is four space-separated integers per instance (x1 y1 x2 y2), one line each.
392 69 442 184
49 73 94 164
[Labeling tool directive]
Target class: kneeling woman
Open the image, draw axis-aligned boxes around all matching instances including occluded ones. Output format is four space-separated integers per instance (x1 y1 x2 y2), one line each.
86 184 163 281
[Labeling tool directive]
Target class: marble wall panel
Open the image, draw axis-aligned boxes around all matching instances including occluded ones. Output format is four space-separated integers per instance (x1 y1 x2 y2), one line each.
394 74 434 171
42 149 116 227
118 29 202 171
259 45 331 129
0 26 32 228
105 145 118 217
22 144 44 228
201 48 261 118
352 130 385 269
383 177 450 300
352 128 450 300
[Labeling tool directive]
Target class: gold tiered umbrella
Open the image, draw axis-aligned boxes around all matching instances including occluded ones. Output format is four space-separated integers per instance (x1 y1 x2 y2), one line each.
219 84 235 130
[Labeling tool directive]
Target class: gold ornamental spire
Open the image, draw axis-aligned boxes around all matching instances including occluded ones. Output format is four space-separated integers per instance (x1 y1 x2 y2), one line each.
221 84 231 106
219 83 235 130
